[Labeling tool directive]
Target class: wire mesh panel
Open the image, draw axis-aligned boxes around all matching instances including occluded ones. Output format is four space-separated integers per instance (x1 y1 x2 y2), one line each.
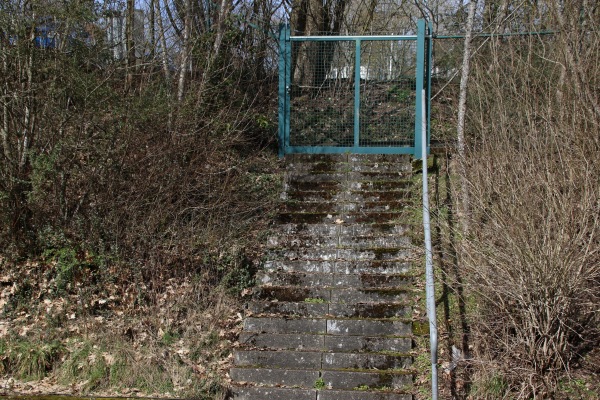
359 40 417 147
289 40 355 146
279 19 430 156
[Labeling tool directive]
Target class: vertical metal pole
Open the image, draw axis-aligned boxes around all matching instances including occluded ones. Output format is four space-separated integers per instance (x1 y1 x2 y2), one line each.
422 89 438 400
353 39 361 149
414 19 426 157
277 24 287 158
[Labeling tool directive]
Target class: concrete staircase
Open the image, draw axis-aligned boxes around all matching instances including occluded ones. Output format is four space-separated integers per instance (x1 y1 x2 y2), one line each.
231 154 420 400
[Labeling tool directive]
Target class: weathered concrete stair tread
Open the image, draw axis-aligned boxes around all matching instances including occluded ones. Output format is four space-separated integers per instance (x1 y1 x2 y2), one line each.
272 248 415 262
239 332 411 352
231 367 412 390
279 223 413 235
263 260 413 275
248 301 411 319
253 286 411 303
244 317 411 336
233 387 412 400
267 234 412 249
234 350 412 370
232 154 417 400
256 271 413 288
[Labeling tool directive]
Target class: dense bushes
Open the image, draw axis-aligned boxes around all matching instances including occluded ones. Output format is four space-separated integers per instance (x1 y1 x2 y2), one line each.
456 14 600 398
0 3 281 286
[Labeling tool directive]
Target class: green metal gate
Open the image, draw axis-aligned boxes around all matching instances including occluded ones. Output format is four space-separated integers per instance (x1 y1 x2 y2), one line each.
278 19 432 157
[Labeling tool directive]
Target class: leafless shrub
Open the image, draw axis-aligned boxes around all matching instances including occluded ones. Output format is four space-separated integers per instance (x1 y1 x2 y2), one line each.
458 21 600 398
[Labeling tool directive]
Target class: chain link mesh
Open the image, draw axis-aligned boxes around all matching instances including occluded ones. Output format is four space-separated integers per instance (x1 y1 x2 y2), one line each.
289 38 419 148
359 40 417 147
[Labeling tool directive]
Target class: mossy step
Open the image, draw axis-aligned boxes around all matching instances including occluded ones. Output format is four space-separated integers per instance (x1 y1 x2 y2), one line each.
318 389 412 400
230 367 319 388
232 386 412 400
248 301 412 319
277 211 414 225
320 369 412 391
278 223 411 236
285 153 411 164
285 181 412 192
243 317 411 336
257 271 413 289
230 367 412 391
278 199 415 214
234 350 412 370
282 189 415 203
271 247 415 262
287 171 412 183
266 234 411 250
263 260 413 275
232 386 316 400
253 286 411 304
238 332 411 353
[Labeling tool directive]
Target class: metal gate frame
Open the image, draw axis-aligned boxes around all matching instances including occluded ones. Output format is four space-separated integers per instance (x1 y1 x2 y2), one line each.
278 19 432 157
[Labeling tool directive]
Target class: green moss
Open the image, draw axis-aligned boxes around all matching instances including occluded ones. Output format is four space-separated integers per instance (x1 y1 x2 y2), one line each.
304 297 326 303
412 321 430 336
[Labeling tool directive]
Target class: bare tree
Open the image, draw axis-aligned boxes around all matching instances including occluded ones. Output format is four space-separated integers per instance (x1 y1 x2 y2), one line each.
456 0 476 232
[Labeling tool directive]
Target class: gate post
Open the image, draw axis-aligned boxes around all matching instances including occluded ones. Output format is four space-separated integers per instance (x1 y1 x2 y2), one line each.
414 19 426 159
278 23 290 158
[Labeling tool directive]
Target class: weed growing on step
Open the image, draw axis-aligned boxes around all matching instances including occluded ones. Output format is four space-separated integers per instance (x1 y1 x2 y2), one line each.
304 297 325 303
314 377 326 389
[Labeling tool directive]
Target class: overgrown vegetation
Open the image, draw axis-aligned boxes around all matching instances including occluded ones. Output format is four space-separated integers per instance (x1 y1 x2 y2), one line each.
1 0 599 398
433 2 600 398
1 0 281 396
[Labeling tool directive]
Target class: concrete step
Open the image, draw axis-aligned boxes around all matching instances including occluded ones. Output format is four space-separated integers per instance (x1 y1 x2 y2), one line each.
238 333 411 353
230 367 319 388
288 171 412 183
232 386 412 400
234 350 412 370
279 200 414 214
231 386 316 400
266 234 411 249
248 334 412 353
230 367 412 391
278 223 410 236
256 271 412 288
277 211 414 225
248 301 412 319
253 286 411 304
284 182 412 195
322 352 412 370
243 317 326 334
243 317 411 336
325 319 411 336
271 248 414 262
318 390 412 400
321 370 412 390
263 260 413 275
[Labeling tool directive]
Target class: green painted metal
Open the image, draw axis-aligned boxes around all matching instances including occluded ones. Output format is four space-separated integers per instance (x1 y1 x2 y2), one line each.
277 24 287 158
279 20 431 157
414 19 426 159
435 30 557 39
354 40 361 148
427 21 433 151
291 35 419 41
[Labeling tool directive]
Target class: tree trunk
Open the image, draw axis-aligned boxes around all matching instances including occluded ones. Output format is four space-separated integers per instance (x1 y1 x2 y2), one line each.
177 0 191 102
126 0 135 87
456 0 477 233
